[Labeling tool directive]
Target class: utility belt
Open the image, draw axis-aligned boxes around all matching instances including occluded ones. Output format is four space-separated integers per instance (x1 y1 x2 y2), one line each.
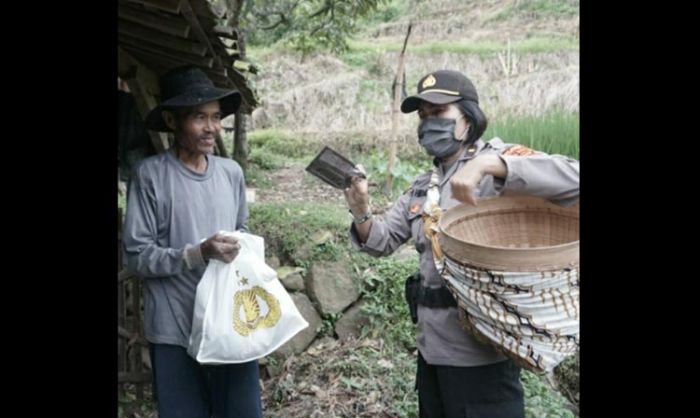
404 272 457 324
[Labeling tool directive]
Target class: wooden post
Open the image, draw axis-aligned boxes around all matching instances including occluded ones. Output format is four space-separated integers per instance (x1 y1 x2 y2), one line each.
233 112 248 173
384 23 412 196
215 132 229 158
117 254 126 401
132 278 144 401
118 47 170 154
117 205 126 400
233 30 248 173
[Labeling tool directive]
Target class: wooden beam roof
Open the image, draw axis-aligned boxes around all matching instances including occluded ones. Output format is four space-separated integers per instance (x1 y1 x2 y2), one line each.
118 0 257 112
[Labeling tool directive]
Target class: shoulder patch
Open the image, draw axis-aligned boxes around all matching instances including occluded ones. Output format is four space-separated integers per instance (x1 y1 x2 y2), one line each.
502 144 537 156
409 202 423 215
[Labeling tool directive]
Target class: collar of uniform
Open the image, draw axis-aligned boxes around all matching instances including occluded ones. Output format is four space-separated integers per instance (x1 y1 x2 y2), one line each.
458 139 486 161
432 138 486 165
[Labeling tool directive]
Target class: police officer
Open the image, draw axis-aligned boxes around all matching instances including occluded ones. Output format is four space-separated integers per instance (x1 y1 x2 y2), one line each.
343 69 579 418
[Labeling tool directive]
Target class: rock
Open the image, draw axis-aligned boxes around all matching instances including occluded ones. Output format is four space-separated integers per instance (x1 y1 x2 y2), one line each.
334 302 370 340
306 258 359 315
274 293 321 357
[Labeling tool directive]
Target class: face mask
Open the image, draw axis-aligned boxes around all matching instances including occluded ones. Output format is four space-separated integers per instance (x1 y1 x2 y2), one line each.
417 116 469 158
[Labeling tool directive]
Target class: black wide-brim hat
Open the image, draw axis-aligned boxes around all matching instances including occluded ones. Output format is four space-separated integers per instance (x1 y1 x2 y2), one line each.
145 65 242 132
401 69 479 113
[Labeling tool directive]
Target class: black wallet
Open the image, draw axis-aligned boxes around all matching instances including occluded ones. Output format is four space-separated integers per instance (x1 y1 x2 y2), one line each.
305 146 365 189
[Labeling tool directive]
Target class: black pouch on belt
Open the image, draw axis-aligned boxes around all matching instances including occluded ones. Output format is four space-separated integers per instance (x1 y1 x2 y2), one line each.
404 271 421 324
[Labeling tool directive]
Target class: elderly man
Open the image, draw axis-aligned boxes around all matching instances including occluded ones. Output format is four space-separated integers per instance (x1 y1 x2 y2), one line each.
123 65 261 418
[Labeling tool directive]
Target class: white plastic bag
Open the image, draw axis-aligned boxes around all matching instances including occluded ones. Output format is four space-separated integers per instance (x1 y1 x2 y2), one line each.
188 231 308 364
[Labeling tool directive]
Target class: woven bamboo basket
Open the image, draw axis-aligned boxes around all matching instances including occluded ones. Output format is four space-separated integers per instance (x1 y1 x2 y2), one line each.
438 196 579 272
436 196 580 372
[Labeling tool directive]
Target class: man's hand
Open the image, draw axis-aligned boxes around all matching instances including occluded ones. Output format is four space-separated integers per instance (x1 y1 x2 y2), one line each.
200 233 241 263
451 154 507 205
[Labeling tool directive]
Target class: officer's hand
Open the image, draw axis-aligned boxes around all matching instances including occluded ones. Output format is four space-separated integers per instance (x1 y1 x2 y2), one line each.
451 154 507 205
343 164 370 215
200 233 241 263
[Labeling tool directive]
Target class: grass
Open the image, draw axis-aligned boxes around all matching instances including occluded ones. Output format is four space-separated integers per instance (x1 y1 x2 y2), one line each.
247 201 350 266
489 0 579 22
522 370 577 417
248 129 310 160
346 37 578 57
245 163 273 189
248 147 291 170
484 111 579 159
363 150 432 201
359 257 419 350
251 36 578 67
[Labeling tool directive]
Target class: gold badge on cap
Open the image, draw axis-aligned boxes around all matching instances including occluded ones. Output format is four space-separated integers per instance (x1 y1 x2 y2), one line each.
422 74 436 89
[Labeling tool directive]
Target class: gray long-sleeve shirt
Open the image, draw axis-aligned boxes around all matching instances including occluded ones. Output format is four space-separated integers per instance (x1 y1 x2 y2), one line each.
350 138 579 367
123 149 248 347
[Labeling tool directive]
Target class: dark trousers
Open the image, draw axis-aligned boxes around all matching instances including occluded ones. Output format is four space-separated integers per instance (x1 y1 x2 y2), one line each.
149 344 262 418
417 352 525 418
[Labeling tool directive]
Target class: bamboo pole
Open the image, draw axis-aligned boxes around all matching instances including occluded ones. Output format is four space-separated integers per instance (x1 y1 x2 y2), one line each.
384 23 412 196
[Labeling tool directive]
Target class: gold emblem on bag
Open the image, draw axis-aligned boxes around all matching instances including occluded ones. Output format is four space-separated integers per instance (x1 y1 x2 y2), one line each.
422 74 436 89
232 284 281 336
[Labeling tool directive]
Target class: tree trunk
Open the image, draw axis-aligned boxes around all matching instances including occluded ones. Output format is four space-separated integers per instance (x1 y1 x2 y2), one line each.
225 0 245 28
232 29 249 173
233 112 248 173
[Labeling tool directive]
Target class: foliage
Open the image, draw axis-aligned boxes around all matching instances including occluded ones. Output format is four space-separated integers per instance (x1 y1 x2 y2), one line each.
241 0 389 56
